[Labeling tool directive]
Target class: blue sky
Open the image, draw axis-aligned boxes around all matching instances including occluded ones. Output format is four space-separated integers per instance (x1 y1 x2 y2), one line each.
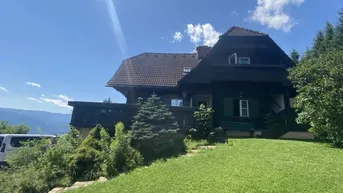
0 0 342 114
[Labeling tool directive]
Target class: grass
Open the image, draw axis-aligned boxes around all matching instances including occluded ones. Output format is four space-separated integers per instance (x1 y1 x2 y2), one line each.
184 138 209 152
68 139 343 193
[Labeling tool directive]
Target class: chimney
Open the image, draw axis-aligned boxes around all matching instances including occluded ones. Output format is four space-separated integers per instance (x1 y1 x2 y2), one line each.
196 46 212 59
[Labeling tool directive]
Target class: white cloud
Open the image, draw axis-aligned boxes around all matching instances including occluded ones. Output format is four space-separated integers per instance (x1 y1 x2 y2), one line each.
249 0 305 32
231 10 239 16
186 23 220 47
56 94 73 101
26 81 41 88
172 32 183 43
40 97 72 109
41 94 45 97
0 86 9 92
27 97 43 104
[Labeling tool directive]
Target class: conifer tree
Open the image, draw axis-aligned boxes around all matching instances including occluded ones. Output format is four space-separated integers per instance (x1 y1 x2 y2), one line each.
312 30 325 57
131 94 185 163
324 21 335 51
290 49 300 64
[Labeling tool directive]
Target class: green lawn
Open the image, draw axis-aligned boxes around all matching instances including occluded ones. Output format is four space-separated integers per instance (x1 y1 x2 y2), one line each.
68 139 343 193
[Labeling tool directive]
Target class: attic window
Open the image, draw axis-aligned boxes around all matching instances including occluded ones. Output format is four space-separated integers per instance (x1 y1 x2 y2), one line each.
239 57 250 64
183 67 191 75
228 53 237 64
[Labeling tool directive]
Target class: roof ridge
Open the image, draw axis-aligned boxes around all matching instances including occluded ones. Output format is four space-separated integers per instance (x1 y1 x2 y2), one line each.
144 52 195 55
123 52 196 62
223 26 267 36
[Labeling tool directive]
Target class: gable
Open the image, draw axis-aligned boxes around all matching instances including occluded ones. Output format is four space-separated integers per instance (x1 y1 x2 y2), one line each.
179 27 293 86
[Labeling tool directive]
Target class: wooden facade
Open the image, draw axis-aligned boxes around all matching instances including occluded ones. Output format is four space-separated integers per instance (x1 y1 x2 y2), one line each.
69 101 196 136
69 27 305 138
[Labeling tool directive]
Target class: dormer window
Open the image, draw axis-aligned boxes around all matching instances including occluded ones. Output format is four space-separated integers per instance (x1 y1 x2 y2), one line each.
238 57 250 64
228 53 237 64
183 67 191 75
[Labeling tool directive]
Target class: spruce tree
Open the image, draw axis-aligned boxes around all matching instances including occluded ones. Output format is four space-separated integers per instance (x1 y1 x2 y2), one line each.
290 49 300 64
131 94 185 163
334 8 343 49
312 30 325 57
324 21 335 51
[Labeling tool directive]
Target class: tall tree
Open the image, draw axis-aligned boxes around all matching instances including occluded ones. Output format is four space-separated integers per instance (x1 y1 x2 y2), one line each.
300 47 312 62
334 8 343 49
290 49 300 64
288 51 343 147
312 30 325 57
324 21 335 50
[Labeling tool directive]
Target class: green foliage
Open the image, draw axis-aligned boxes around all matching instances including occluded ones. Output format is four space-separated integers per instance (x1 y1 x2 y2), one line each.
0 120 29 134
189 104 214 139
334 8 343 49
183 137 209 152
69 124 110 180
289 51 343 146
290 49 300 64
207 127 226 144
131 94 185 163
324 22 335 51
189 105 226 143
0 128 82 193
105 122 143 177
312 30 325 57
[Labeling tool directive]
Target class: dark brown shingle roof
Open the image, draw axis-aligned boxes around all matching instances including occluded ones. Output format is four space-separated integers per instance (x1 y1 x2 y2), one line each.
107 53 199 87
222 26 267 37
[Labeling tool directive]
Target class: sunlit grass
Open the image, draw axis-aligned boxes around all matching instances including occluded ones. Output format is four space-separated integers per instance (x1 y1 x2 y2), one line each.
68 139 343 193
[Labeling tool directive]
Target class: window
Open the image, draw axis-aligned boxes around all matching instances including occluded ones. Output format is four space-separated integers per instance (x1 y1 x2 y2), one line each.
10 136 41 147
171 99 183 107
238 57 250 64
183 67 191 75
233 99 249 117
240 100 249 117
228 53 237 64
0 137 3 146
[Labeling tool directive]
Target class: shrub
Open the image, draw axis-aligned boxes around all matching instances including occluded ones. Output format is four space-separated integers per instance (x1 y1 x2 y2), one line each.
0 128 82 193
207 127 226 144
69 124 110 180
131 94 185 163
189 104 214 140
105 122 143 177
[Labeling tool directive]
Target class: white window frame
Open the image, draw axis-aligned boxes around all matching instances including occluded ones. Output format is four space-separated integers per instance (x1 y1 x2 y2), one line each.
171 99 183 107
228 53 237 64
239 100 249 117
238 57 250 64
183 67 191 75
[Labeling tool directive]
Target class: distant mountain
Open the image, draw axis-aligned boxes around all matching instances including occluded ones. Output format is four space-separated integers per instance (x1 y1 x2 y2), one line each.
0 107 71 134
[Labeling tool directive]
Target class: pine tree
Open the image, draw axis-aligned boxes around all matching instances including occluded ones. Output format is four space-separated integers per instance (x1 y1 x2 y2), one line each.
312 30 325 57
290 49 300 64
334 8 343 49
131 94 185 163
300 47 312 62
324 21 335 51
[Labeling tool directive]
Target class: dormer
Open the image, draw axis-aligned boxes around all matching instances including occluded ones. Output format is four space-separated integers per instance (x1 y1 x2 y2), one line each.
228 53 251 65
